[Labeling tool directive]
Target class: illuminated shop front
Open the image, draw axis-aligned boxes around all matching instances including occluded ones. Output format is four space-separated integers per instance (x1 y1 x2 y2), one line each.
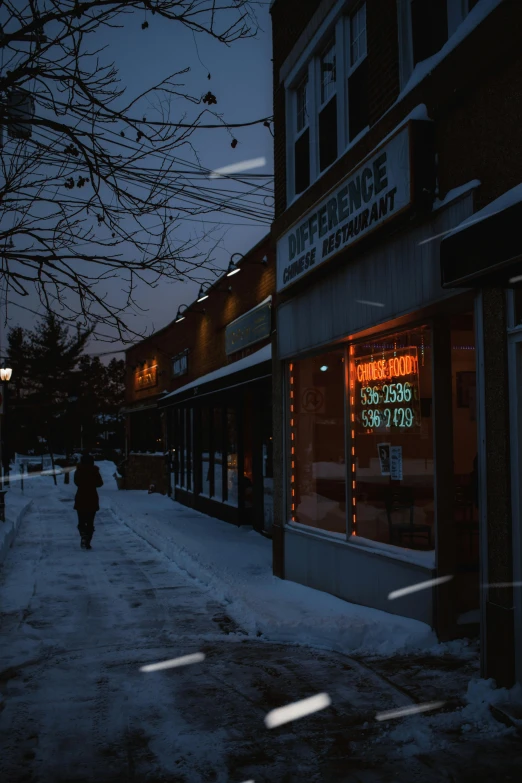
160 346 274 533
273 123 482 631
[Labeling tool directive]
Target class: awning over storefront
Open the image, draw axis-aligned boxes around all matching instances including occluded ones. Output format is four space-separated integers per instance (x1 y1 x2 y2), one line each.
159 343 272 406
119 401 159 415
440 183 522 288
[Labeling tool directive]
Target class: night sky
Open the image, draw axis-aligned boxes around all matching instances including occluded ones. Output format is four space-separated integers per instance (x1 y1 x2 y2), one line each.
2 2 273 361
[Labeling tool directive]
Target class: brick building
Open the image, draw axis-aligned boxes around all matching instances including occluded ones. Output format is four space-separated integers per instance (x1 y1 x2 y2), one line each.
123 235 276 531
270 0 522 687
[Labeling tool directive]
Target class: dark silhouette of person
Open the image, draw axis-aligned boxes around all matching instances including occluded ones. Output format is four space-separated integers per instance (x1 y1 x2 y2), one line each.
74 453 103 549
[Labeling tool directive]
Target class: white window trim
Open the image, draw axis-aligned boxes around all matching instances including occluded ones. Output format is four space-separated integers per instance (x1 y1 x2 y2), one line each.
398 0 476 90
285 1 368 205
345 5 368 145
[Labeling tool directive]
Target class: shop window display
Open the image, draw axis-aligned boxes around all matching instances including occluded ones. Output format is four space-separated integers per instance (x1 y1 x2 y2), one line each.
350 327 434 550
289 349 346 534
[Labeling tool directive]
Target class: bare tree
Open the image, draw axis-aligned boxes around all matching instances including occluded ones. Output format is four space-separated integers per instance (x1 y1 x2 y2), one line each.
0 1 272 341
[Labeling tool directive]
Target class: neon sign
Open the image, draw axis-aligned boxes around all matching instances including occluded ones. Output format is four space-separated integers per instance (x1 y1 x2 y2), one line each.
354 347 421 434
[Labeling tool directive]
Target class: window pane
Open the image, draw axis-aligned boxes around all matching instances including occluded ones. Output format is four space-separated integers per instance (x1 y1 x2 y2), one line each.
351 326 434 550
410 0 448 66
226 407 239 505
179 408 185 487
213 407 223 501
350 3 367 67
296 76 308 132
201 407 211 496
320 42 336 105
290 350 346 534
514 289 522 325
294 128 310 195
348 58 368 140
319 96 337 171
185 408 192 489
451 312 479 617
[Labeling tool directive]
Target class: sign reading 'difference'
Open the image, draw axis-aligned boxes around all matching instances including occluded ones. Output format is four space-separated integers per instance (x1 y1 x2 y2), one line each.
276 126 412 291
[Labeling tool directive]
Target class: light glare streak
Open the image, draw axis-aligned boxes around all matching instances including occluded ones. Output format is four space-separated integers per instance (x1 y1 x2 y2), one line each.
388 575 453 600
356 299 385 307
376 701 445 721
483 582 522 588
140 652 205 672
264 693 331 728
209 157 266 179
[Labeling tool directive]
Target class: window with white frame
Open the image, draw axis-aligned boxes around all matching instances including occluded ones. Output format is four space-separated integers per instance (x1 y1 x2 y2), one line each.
347 1 368 142
399 0 479 86
318 40 337 172
294 75 310 195
288 1 369 201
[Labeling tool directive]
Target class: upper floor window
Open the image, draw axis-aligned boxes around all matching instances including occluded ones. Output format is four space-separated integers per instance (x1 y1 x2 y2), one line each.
287 2 369 202
294 75 310 195
347 2 368 142
318 40 337 172
400 0 479 86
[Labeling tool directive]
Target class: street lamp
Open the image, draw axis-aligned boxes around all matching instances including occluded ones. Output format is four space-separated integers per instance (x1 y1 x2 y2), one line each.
0 361 13 521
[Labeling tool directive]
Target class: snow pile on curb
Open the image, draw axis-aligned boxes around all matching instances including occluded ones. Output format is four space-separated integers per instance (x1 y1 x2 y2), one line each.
104 488 438 657
0 491 33 565
385 678 520 758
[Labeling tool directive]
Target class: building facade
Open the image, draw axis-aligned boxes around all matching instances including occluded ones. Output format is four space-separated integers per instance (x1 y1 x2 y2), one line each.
123 235 276 531
270 0 522 687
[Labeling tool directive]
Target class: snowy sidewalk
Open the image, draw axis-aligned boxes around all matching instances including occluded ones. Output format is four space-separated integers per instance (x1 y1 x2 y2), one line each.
0 486 33 565
96 467 440 658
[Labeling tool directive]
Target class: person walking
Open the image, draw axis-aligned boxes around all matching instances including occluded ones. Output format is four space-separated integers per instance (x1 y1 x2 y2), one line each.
74 453 103 549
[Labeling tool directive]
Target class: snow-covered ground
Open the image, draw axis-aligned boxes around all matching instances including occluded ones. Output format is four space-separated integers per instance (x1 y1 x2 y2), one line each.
1 463 521 781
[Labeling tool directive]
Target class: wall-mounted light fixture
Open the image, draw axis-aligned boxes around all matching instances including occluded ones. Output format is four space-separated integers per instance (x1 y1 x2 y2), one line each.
175 304 206 324
197 284 210 303
226 252 243 277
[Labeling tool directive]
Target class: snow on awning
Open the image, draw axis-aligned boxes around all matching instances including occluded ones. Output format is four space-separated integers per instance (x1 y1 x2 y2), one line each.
161 343 272 402
441 182 522 288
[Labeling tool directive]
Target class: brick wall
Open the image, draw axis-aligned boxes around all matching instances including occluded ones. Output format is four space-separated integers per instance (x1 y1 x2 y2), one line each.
125 234 275 407
125 454 168 494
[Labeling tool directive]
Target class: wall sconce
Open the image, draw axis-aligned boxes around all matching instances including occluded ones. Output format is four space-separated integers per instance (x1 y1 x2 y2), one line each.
197 283 210 303
226 253 243 277
175 304 206 323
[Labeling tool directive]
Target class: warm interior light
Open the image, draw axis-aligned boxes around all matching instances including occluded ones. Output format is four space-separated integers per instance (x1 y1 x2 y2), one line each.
0 368 12 381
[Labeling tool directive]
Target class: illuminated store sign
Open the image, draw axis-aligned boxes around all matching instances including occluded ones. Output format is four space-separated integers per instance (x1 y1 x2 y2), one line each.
353 347 421 434
135 365 158 391
225 301 271 355
277 125 412 292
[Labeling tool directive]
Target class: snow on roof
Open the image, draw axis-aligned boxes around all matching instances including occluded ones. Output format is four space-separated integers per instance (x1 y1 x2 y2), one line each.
432 180 481 212
162 343 272 400
447 182 522 238
398 0 504 102
226 295 272 329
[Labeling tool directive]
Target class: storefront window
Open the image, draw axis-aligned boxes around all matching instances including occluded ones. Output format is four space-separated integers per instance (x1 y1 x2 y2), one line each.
185 407 193 491
514 288 522 326
451 313 479 616
290 349 346 534
226 407 239 505
213 407 223 501
350 326 434 550
201 407 211 497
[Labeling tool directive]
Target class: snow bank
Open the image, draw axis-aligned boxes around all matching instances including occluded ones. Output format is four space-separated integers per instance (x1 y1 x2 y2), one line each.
104 488 437 657
0 490 33 565
385 678 519 758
